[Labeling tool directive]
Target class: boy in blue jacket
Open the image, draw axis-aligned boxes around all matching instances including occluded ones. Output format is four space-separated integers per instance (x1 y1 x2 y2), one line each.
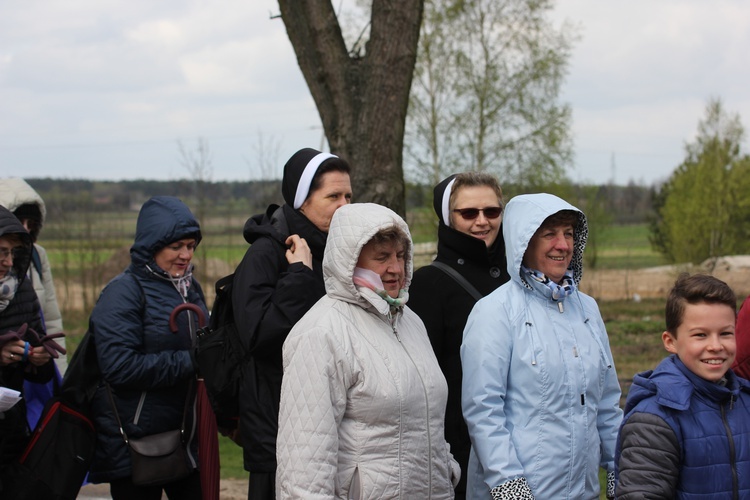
616 273 750 499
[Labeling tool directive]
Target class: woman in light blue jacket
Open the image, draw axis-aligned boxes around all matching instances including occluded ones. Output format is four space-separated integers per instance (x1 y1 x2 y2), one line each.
461 193 622 499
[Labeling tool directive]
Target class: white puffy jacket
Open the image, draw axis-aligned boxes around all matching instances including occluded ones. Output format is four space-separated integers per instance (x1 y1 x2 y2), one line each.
276 203 459 499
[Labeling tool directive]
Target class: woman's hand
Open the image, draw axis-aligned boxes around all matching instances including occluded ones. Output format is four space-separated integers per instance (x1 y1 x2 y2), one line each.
28 345 52 367
285 235 313 270
1 339 25 366
1 340 52 367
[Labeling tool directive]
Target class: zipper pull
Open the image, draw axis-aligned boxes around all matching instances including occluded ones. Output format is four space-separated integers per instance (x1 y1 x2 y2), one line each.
392 326 401 342
573 346 578 357
558 301 564 313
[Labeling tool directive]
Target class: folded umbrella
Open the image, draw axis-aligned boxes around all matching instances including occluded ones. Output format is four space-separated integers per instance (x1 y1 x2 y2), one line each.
170 303 220 500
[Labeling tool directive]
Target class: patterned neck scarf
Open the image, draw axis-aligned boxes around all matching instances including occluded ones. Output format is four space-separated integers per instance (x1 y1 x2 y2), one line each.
147 263 193 299
353 267 407 311
522 265 576 301
0 272 19 312
169 268 193 299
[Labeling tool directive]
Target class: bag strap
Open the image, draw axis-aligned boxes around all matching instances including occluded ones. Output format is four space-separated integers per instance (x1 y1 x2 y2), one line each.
430 261 483 302
106 380 194 444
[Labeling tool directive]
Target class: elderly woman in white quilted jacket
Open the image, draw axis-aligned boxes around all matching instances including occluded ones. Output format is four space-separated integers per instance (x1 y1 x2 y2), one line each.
276 202 460 499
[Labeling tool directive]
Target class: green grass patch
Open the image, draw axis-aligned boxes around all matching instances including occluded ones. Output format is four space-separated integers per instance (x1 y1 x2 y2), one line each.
593 224 666 270
218 436 246 479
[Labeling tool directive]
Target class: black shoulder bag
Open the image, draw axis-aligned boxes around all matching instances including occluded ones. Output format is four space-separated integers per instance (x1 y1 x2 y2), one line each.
106 382 193 487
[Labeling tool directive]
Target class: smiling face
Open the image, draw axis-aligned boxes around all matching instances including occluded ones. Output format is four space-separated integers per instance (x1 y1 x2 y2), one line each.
300 171 352 233
449 185 502 248
523 222 574 284
662 301 736 382
154 238 197 277
356 238 406 298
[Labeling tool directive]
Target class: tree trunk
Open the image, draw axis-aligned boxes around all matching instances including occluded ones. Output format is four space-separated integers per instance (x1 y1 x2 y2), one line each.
277 0 424 215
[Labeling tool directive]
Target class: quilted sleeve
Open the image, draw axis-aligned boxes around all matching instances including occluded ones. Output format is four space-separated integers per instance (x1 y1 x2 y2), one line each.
276 323 350 499
616 412 680 499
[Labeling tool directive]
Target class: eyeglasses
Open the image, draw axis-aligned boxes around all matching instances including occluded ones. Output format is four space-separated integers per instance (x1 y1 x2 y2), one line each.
0 246 22 261
452 207 503 220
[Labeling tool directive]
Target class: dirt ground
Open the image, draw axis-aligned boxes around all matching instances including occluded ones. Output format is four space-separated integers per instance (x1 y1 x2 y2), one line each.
77 478 248 499
579 256 750 301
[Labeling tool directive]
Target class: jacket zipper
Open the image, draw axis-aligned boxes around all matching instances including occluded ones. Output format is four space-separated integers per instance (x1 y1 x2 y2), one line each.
389 314 433 498
720 400 738 499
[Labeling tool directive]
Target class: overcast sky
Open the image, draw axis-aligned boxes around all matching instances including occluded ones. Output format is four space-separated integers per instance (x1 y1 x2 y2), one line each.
1 0 748 186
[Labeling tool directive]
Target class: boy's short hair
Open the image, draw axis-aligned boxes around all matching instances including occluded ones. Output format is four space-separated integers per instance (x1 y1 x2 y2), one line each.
665 273 737 334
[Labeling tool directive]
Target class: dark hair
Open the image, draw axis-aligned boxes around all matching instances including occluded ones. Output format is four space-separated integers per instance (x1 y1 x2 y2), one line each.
307 157 351 199
366 225 411 265
13 203 43 242
541 210 579 230
449 172 504 210
665 273 737 334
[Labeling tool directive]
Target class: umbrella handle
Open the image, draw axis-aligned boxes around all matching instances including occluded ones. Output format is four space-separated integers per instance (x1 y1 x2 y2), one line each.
169 303 207 333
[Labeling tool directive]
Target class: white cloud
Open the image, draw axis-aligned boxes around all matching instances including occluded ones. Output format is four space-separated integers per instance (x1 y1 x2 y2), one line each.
1 0 749 184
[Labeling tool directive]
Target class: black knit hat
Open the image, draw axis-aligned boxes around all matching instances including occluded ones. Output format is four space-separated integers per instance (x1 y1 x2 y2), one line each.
281 148 339 209
432 174 458 226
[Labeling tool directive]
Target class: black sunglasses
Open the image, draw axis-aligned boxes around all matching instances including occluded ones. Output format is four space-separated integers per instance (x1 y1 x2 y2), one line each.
452 207 503 220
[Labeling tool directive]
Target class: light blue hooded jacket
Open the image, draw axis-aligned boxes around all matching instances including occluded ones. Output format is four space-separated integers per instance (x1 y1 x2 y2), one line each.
461 193 622 499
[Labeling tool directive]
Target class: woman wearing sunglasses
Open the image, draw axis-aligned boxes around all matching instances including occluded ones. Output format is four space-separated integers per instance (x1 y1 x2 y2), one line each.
409 171 509 500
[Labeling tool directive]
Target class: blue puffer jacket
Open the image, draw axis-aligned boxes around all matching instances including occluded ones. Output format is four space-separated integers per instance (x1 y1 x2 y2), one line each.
616 355 750 499
88 196 208 483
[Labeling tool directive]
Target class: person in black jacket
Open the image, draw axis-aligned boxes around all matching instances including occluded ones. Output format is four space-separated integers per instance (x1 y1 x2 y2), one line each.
0 205 54 493
232 147 352 500
87 196 208 500
409 172 509 499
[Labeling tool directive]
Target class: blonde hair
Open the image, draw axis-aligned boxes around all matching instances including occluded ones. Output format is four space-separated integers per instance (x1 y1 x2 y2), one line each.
449 172 504 212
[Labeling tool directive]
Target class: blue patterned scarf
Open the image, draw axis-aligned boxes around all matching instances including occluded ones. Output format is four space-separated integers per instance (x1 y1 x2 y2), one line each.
522 265 576 300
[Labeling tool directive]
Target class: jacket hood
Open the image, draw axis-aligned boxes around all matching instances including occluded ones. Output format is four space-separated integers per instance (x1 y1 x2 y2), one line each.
243 204 328 261
0 205 33 280
323 203 413 309
242 204 286 245
625 355 750 414
130 196 202 267
502 193 587 286
0 178 46 223
0 178 46 241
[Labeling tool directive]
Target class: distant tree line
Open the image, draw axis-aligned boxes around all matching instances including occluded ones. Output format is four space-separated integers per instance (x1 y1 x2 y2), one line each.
26 177 656 225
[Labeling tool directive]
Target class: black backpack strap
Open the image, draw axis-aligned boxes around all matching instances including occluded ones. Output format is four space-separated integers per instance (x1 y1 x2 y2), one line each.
429 261 483 302
31 245 42 277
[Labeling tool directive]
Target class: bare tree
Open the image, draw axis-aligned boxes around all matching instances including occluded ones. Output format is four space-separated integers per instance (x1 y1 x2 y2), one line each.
407 0 575 189
405 0 460 186
178 137 214 283
247 130 282 181
276 0 424 215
